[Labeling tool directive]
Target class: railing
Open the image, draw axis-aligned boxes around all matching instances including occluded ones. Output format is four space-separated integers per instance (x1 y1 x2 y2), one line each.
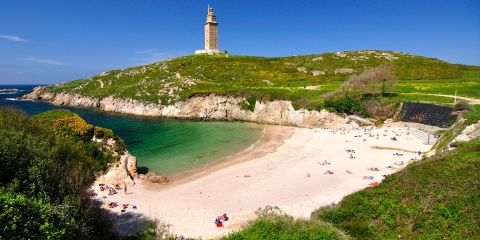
408 128 437 144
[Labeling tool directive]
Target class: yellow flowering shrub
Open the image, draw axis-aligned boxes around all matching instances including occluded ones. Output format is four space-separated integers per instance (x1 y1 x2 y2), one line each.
52 115 93 137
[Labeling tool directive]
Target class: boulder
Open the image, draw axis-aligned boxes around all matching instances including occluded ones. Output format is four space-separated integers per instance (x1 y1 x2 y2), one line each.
138 171 170 184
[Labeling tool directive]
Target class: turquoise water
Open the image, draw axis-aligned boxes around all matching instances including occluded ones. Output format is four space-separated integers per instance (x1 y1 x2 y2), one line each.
0 85 265 177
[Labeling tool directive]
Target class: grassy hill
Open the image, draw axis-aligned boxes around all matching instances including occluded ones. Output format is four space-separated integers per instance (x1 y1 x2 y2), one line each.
46 50 480 109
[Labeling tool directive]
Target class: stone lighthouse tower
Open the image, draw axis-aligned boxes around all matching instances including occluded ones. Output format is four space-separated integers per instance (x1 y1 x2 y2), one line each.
205 5 218 50
195 5 227 55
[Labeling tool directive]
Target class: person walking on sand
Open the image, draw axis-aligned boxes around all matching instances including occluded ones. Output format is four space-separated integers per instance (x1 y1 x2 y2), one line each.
124 184 127 195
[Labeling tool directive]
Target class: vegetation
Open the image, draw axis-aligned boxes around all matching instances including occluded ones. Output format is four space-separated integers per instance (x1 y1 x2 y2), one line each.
41 50 479 121
323 64 398 100
320 64 400 119
45 50 479 110
0 107 123 239
324 97 363 115
453 100 477 113
222 206 351 240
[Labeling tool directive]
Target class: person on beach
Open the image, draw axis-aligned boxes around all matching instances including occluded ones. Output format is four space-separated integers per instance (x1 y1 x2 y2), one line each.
124 184 127 195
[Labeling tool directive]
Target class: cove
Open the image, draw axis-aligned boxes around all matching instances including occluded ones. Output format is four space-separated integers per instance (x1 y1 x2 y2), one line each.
1 85 265 178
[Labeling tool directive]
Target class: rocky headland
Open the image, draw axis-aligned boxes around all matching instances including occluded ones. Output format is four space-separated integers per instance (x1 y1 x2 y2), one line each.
21 86 360 129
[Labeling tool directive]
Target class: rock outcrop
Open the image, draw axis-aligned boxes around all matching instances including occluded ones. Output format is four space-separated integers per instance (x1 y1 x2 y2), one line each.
95 147 169 185
454 119 480 142
21 86 355 129
96 151 138 186
138 172 170 184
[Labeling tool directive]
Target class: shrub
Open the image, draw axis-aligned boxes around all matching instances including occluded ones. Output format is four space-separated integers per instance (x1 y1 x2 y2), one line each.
453 100 476 113
223 206 351 240
324 97 363 114
363 99 398 120
0 107 119 239
292 98 322 111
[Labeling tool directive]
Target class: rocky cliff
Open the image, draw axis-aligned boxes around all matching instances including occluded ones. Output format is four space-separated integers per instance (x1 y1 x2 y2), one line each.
96 150 138 186
22 86 355 129
95 149 170 186
454 119 480 142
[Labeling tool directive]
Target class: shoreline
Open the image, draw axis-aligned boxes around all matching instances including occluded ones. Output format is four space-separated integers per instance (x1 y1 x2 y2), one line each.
94 124 433 239
159 124 295 189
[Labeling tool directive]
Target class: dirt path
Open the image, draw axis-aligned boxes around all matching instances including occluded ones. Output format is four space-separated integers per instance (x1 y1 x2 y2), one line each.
303 86 480 105
424 94 480 105
97 80 104 88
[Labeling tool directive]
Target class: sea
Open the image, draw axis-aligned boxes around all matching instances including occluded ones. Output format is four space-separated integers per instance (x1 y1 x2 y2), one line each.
0 85 265 178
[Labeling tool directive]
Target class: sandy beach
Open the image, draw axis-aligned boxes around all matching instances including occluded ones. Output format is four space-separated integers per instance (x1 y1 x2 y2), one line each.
94 123 432 239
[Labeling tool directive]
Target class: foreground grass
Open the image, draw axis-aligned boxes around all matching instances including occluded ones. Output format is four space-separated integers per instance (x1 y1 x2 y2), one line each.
221 206 351 240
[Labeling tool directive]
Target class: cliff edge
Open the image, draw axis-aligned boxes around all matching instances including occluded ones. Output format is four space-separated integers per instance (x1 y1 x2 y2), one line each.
21 86 357 129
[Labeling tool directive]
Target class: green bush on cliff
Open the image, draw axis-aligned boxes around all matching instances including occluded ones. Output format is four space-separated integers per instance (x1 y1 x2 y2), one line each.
0 107 119 239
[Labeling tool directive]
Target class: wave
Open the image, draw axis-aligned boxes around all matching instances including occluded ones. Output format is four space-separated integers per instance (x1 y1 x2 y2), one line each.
5 98 16 101
0 90 22 94
226 128 266 158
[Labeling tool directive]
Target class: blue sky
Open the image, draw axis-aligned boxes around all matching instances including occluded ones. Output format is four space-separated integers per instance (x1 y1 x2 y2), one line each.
1 0 479 84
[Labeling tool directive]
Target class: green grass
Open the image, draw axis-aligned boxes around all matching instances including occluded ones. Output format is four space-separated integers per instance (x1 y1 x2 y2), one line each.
221 206 352 240
393 74 480 99
387 93 458 106
44 50 480 110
